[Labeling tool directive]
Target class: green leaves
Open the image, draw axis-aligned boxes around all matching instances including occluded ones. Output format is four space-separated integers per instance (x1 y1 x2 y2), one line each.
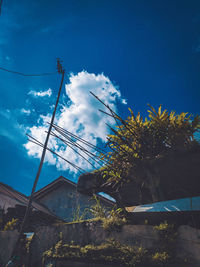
101 105 200 185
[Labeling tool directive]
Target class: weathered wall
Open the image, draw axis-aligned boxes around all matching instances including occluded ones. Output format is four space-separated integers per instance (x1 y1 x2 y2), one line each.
176 225 200 262
0 230 19 266
29 222 200 267
43 261 200 267
28 221 165 266
1 223 200 267
38 183 112 221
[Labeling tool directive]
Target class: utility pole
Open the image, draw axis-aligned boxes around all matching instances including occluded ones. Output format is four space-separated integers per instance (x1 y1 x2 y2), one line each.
6 59 65 267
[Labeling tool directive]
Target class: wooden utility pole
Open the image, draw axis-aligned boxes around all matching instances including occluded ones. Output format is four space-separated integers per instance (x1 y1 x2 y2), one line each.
6 59 65 267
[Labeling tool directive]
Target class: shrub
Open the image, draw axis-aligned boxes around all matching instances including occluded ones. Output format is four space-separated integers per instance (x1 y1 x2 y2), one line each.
72 205 89 222
3 218 18 231
101 105 200 185
151 251 170 265
101 208 127 231
43 238 148 266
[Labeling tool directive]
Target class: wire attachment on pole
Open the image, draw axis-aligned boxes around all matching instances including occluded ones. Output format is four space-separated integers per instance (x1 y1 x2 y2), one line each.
6 59 65 267
57 58 64 74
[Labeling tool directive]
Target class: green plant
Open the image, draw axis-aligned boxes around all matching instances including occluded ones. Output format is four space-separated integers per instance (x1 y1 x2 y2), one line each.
3 218 18 231
89 195 108 219
151 251 170 265
101 208 127 231
89 196 127 231
25 234 34 254
43 238 148 266
101 105 200 185
153 221 171 231
72 205 90 222
153 221 178 264
153 221 176 243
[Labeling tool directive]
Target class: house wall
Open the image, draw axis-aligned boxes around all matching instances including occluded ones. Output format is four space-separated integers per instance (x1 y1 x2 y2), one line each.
37 184 113 221
0 193 25 211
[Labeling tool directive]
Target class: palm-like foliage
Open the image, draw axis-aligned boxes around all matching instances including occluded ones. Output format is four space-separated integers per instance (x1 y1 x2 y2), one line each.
101 105 200 185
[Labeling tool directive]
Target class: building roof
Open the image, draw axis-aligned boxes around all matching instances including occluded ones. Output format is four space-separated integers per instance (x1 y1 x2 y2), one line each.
0 182 57 217
126 196 200 213
34 176 114 206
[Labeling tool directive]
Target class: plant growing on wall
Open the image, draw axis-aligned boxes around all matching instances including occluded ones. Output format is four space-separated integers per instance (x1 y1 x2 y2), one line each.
90 105 200 204
101 105 200 185
77 103 200 204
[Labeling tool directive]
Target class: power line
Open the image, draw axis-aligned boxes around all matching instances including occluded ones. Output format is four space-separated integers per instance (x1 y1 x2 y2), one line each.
27 135 85 173
0 66 57 76
50 130 105 167
49 131 98 169
51 123 107 154
51 127 106 166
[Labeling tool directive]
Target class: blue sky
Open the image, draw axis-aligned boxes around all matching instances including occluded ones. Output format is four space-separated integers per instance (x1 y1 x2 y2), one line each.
0 0 200 195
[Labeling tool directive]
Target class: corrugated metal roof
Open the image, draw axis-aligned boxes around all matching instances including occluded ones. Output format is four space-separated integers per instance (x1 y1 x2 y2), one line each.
125 196 200 213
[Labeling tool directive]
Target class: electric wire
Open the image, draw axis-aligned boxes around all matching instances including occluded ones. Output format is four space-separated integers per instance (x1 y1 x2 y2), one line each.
51 123 107 154
52 127 107 163
50 129 105 167
49 131 97 169
27 134 85 173
0 66 57 76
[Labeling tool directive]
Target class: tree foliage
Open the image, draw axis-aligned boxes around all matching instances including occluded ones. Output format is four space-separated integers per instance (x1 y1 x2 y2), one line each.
101 105 200 185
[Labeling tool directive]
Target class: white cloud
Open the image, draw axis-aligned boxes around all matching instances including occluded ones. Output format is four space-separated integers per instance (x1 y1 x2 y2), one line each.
28 88 52 97
121 98 127 105
24 71 126 173
21 108 31 115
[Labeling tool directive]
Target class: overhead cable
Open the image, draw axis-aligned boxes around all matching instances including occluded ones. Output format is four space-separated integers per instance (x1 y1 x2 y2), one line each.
0 66 57 76
27 134 85 173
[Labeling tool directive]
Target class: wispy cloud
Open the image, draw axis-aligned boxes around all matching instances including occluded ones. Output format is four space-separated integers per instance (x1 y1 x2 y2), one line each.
24 71 126 173
28 88 52 98
21 108 31 115
0 109 25 143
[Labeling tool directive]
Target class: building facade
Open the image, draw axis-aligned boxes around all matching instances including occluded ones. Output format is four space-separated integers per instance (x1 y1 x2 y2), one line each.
33 176 114 222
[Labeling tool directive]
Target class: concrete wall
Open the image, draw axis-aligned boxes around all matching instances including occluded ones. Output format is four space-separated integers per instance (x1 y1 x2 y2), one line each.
0 230 19 266
31 221 160 263
177 225 200 262
29 222 200 267
38 183 112 221
1 223 200 267
43 261 200 267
